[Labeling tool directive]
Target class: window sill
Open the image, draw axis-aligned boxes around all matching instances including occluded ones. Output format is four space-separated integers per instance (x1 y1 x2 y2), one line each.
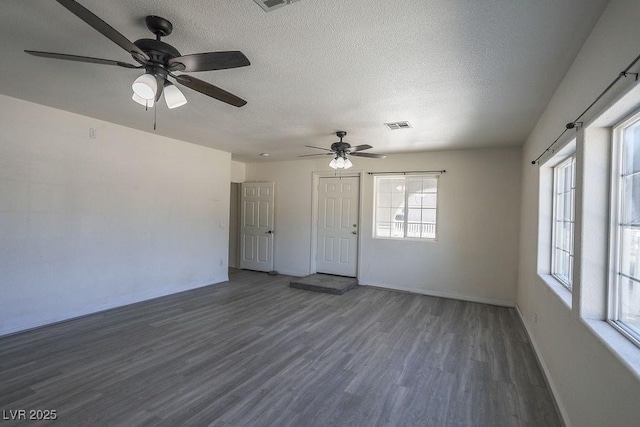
538 273 572 309
583 318 640 379
373 236 438 243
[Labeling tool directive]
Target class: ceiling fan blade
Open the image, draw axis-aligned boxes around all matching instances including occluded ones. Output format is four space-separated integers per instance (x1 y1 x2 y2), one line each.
174 74 246 107
154 75 165 102
305 145 334 152
24 50 141 68
350 152 387 159
169 51 250 72
350 144 373 152
299 153 333 157
55 0 149 61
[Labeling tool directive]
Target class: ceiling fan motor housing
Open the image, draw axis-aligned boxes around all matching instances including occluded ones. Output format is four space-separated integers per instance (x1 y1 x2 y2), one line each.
133 39 181 66
330 142 351 154
331 131 350 155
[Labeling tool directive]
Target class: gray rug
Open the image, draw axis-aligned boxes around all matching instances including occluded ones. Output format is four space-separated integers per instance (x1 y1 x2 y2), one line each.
289 274 358 295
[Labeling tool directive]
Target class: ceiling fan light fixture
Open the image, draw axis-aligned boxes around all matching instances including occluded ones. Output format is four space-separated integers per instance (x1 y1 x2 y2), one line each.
329 158 338 169
132 73 157 100
343 158 353 169
164 82 187 109
336 157 346 169
132 92 154 108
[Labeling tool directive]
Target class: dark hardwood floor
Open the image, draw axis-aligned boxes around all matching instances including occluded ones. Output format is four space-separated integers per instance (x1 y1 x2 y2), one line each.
0 269 561 426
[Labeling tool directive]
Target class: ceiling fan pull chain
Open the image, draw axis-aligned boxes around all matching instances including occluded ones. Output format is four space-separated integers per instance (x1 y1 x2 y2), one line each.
154 103 157 131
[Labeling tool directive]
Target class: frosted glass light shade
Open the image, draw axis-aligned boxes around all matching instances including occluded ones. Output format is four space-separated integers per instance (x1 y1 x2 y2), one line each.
164 83 187 109
336 157 346 168
132 92 154 108
132 73 157 100
329 158 338 169
344 158 353 169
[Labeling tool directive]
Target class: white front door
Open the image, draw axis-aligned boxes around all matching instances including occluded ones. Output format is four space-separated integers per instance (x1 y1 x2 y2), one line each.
317 177 359 277
240 182 274 272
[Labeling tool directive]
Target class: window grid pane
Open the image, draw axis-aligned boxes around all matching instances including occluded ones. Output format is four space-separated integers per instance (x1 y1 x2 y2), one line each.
374 175 438 240
552 156 575 289
619 277 640 337
613 118 640 344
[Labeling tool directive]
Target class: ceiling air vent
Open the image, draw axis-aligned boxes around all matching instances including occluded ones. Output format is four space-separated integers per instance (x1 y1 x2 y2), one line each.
384 121 412 130
254 0 302 12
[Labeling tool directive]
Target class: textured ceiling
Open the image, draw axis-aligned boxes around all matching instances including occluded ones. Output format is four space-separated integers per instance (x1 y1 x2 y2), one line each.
0 0 609 162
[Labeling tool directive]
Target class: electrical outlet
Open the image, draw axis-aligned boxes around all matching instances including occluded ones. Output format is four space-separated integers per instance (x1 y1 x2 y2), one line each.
89 128 97 139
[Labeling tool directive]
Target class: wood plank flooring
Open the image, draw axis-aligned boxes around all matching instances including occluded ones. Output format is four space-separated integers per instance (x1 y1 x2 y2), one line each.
0 269 561 426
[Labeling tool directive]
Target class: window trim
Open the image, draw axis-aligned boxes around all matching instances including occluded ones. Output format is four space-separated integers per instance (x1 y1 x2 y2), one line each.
373 174 439 241
551 155 576 290
608 109 640 349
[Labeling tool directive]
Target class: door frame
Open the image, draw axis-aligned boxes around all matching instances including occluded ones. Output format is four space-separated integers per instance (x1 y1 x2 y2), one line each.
229 182 242 269
310 170 364 276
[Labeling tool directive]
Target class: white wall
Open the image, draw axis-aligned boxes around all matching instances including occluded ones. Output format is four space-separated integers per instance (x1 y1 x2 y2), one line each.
245 160 317 277
246 147 522 306
360 148 521 305
231 161 246 183
518 0 640 425
0 94 231 336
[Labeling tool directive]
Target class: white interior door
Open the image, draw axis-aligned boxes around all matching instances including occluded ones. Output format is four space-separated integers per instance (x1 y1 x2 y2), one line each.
240 182 274 272
317 177 359 277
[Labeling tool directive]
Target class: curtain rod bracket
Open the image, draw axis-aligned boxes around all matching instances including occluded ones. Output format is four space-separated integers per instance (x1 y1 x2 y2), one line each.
565 121 583 130
621 71 639 81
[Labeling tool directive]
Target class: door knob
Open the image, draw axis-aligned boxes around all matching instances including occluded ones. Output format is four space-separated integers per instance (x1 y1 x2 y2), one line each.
266 230 273 234
352 231 357 235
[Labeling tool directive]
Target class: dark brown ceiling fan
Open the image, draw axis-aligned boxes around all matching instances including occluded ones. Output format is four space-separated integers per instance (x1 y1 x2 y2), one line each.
25 0 250 107
301 131 387 159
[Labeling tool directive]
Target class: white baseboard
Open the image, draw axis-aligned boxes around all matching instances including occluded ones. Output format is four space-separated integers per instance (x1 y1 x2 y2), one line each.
515 304 569 427
358 281 515 307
